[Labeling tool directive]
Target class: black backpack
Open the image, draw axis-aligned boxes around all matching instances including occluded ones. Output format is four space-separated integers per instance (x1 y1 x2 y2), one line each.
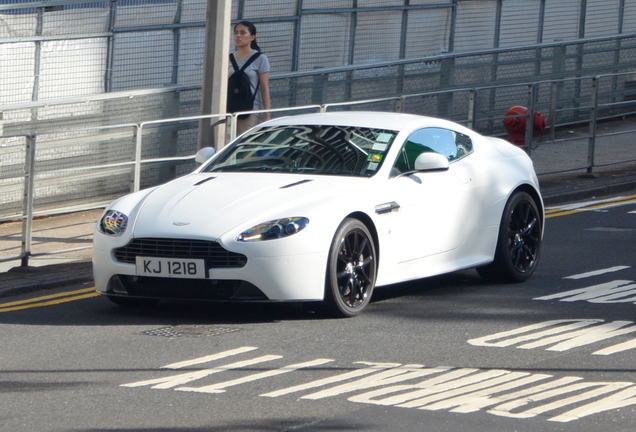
227 52 262 119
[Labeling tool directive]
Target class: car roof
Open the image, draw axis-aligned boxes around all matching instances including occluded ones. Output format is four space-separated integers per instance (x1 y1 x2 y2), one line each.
262 111 449 133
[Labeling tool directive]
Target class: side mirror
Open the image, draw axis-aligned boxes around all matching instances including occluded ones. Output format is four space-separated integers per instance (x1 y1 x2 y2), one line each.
414 152 449 172
195 147 216 164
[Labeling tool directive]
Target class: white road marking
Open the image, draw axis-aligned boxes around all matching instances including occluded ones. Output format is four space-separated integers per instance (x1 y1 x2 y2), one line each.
535 280 636 304
594 338 636 355
550 386 636 422
175 358 334 394
350 371 553 411
347 367 480 405
517 321 636 352
121 354 282 389
301 364 448 400
162 346 258 369
120 347 636 423
467 319 603 348
438 375 575 414
396 370 530 408
261 361 401 398
547 195 636 217
490 381 634 421
564 266 630 280
546 196 629 211
468 319 636 355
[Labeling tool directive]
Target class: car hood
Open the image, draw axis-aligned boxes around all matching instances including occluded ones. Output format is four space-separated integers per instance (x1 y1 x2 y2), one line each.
131 172 359 239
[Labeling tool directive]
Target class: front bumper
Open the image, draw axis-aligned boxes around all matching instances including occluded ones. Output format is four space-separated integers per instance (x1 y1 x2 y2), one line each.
93 242 327 302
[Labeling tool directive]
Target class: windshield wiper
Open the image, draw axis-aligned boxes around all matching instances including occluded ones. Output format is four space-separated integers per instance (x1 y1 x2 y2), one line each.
346 140 369 156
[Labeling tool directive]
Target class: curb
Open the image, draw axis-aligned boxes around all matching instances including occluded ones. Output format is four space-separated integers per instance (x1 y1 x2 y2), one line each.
541 175 636 206
0 261 94 298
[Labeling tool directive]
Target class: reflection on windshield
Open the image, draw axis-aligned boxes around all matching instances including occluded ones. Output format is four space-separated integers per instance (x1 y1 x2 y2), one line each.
202 125 396 177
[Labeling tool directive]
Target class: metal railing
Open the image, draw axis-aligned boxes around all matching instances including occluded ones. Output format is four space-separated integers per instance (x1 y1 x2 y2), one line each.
2 72 636 267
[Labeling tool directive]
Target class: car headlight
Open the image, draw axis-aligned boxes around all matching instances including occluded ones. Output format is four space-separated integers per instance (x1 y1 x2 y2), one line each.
236 217 309 242
98 210 128 236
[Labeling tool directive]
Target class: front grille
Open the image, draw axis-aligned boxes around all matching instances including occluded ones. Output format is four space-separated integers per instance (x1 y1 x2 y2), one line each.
114 238 247 268
110 275 267 301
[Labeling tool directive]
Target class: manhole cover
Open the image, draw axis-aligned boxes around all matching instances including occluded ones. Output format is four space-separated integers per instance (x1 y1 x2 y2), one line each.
142 325 241 338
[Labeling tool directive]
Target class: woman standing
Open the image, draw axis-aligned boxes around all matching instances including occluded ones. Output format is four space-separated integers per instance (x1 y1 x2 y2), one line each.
230 21 271 135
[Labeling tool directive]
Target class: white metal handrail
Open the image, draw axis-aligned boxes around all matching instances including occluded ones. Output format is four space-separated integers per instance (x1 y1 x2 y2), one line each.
2 73 636 267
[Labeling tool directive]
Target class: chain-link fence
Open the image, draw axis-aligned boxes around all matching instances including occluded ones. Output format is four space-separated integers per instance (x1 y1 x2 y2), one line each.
2 0 636 221
3 72 636 267
3 0 636 105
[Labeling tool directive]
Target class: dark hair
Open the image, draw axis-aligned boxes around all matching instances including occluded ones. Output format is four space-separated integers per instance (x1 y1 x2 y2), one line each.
235 21 261 51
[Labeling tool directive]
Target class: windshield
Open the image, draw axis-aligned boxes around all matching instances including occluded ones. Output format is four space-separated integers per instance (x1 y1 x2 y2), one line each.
202 125 397 177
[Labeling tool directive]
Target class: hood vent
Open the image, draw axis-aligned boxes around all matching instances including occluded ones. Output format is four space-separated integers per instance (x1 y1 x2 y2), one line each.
193 176 216 186
280 179 313 189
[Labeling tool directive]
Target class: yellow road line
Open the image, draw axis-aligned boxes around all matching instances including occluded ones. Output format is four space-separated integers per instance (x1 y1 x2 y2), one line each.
546 208 585 218
0 287 99 312
546 195 636 219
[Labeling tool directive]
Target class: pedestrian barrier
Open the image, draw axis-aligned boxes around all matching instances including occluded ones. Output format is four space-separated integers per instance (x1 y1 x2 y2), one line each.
1 73 636 267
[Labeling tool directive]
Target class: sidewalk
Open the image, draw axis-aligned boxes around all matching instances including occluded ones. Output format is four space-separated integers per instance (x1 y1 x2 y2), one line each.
0 208 101 297
1 126 635 298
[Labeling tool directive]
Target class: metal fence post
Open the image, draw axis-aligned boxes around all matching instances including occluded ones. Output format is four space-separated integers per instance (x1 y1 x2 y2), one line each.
311 68 328 106
228 115 237 142
20 135 37 267
31 7 43 104
587 76 599 174
134 124 143 192
467 89 476 130
549 81 558 141
105 0 117 92
524 84 535 156
158 92 180 183
439 57 456 118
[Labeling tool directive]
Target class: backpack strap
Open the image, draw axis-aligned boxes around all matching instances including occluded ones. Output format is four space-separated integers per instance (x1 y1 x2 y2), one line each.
229 53 240 73
230 52 262 100
230 51 262 73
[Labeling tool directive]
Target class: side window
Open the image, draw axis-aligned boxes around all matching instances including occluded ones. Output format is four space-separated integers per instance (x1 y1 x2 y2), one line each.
454 130 473 158
391 127 473 176
414 128 457 159
392 139 433 174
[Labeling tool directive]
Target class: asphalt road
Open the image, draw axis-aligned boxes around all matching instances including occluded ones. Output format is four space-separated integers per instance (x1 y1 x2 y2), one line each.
1 194 636 432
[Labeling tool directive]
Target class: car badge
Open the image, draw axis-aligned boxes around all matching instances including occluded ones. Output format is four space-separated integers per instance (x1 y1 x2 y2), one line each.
172 221 190 226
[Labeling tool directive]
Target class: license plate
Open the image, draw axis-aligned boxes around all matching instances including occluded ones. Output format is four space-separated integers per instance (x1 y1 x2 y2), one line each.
135 256 207 279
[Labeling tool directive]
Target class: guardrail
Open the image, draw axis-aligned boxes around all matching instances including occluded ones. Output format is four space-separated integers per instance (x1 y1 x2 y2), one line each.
1 73 636 267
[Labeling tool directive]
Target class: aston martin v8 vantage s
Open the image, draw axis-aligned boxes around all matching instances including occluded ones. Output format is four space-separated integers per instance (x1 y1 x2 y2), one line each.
93 111 543 317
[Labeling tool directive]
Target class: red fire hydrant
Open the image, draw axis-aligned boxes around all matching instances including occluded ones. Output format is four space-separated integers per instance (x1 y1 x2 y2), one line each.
502 106 547 146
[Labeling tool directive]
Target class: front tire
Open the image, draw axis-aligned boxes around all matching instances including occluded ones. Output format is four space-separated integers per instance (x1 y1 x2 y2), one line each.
324 218 377 317
477 191 542 283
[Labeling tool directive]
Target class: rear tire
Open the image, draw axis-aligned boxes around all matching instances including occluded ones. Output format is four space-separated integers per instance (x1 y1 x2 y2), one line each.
324 219 377 317
477 191 542 283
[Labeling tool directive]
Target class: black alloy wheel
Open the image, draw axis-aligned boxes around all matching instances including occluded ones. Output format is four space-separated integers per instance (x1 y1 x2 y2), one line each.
325 218 377 317
477 191 542 283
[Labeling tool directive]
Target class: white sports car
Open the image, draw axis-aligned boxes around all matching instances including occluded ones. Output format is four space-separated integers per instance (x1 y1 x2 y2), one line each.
93 111 543 317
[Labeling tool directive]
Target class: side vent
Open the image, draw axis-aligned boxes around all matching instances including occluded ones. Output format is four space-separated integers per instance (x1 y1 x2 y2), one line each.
193 176 216 186
280 179 313 189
